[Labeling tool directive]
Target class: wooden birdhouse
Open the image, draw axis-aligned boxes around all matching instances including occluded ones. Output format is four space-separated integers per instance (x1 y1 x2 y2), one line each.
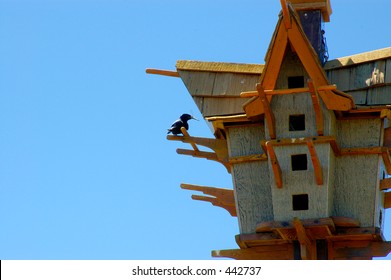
147 0 391 259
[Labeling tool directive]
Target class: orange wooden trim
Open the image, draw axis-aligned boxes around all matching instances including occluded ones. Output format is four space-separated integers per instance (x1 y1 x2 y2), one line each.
383 127 391 147
265 141 283 188
307 80 324 136
242 96 265 120
145 68 180 77
229 153 268 164
306 139 323 185
212 245 294 260
381 148 391 174
262 136 341 157
380 177 391 191
280 0 292 29
260 19 288 90
385 192 391 209
331 216 360 228
293 218 316 260
257 84 276 139
241 85 336 98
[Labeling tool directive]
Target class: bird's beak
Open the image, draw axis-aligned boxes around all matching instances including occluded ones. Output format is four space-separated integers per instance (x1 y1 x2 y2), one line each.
191 116 199 121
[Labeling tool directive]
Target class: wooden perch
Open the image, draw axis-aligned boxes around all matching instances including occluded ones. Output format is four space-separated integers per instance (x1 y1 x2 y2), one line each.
180 183 236 216
167 129 230 172
145 68 180 77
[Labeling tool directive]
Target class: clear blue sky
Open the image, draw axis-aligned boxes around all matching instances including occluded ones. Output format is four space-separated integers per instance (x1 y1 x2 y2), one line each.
0 0 390 260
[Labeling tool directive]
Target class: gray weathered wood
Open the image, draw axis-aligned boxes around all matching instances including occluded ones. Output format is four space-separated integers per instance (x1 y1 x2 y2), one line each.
227 124 273 233
333 155 380 227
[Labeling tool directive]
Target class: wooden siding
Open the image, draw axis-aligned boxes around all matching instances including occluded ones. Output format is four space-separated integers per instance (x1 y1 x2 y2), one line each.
336 119 382 148
325 48 391 106
226 124 273 234
178 70 261 117
333 155 380 227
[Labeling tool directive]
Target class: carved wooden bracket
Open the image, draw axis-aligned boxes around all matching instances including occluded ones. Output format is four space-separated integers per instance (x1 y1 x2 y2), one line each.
167 128 231 173
180 183 236 217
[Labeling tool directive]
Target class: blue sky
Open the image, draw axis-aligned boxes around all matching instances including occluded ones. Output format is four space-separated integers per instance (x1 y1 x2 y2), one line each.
0 0 390 260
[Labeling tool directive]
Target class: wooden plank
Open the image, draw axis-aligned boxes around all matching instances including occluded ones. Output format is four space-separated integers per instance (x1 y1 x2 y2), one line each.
280 0 292 29
331 216 360 228
240 85 336 97
180 127 199 151
176 60 264 74
380 177 391 191
324 47 391 70
265 141 283 188
260 18 288 90
257 84 276 139
329 240 391 259
236 233 285 248
386 59 391 84
212 245 294 260
293 218 316 260
382 148 391 174
229 154 268 164
306 139 323 185
145 68 180 77
385 192 391 209
308 80 324 135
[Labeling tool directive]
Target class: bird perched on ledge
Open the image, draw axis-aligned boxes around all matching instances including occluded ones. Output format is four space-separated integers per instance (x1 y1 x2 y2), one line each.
167 113 198 135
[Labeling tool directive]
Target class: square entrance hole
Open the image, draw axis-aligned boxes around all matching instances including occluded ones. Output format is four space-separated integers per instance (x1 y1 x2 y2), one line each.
288 76 305 88
292 194 309 211
291 154 308 171
289 114 305 131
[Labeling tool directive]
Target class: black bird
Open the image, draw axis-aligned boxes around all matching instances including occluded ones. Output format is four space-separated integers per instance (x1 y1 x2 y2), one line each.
167 114 198 135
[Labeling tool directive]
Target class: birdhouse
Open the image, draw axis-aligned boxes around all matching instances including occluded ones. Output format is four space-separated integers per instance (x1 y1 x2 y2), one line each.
147 0 391 259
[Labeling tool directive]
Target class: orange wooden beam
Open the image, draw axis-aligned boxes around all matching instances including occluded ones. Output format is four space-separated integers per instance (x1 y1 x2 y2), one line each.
280 0 292 29
293 218 316 260
265 141 283 188
306 139 323 185
385 192 391 209
257 84 276 139
307 79 324 136
380 177 391 191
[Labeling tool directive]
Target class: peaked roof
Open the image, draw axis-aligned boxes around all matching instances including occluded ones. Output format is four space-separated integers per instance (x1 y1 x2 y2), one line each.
243 3 354 120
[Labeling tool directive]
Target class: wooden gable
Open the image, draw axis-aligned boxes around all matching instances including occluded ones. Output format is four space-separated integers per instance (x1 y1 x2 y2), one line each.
242 2 354 121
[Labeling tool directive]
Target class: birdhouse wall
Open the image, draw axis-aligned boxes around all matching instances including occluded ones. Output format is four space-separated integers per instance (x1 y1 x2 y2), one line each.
226 124 274 234
336 118 382 148
270 143 334 221
333 118 383 227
